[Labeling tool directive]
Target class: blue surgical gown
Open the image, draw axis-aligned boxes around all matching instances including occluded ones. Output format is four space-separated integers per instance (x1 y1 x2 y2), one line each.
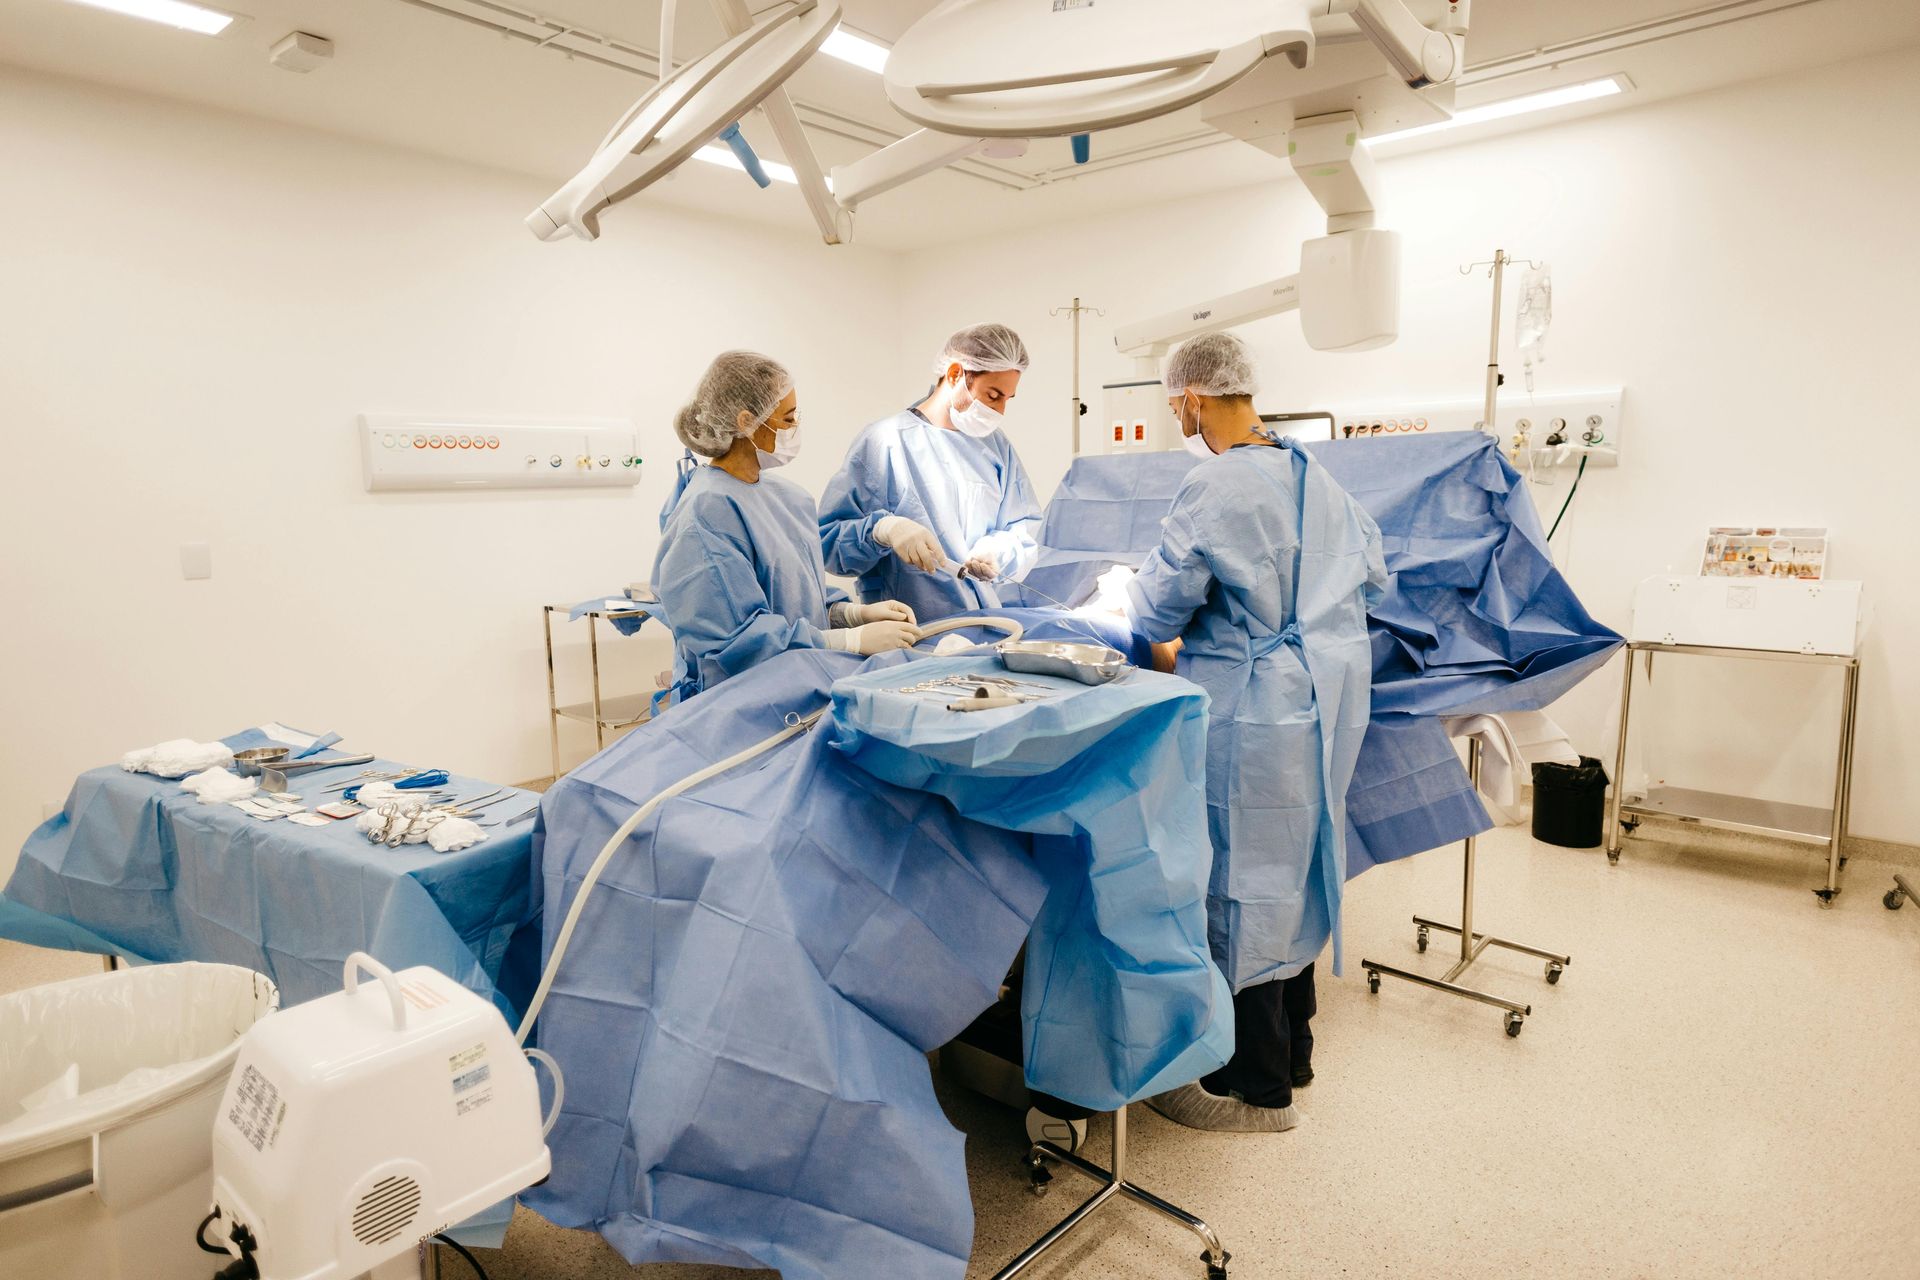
818 408 1043 623
1125 439 1387 990
653 463 835 697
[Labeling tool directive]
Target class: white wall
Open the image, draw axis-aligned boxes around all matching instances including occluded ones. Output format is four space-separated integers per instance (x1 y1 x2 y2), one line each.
0 67 905 879
898 46 1920 844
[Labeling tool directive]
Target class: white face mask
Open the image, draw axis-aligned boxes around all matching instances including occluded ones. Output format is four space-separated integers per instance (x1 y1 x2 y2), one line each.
948 378 1004 438
1172 390 1214 459
756 420 801 469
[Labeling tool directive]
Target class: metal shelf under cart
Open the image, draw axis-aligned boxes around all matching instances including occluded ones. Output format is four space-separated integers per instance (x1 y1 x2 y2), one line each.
1361 737 1571 1038
542 602 655 779
1604 641 1861 907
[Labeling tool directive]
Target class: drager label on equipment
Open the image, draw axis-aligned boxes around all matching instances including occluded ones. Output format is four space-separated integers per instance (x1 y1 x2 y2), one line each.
228 1064 287 1152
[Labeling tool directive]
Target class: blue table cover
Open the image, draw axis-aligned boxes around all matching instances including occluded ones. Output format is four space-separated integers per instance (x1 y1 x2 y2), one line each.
2 728 542 1016
525 642 1230 1280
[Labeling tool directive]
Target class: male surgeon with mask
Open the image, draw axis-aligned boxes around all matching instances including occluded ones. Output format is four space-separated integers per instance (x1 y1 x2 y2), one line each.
653 350 918 702
818 323 1043 622
1104 332 1387 1133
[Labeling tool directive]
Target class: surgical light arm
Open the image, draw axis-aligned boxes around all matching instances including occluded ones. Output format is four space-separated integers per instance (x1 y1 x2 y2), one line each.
1113 112 1398 361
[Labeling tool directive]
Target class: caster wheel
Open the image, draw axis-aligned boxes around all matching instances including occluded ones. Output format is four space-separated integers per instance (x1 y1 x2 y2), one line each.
1367 970 1380 995
1025 1108 1087 1154
1505 1013 1524 1038
1545 962 1564 985
1885 889 1905 911
1415 927 1429 954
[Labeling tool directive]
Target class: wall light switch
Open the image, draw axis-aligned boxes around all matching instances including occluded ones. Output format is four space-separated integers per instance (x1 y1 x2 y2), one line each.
181 543 213 581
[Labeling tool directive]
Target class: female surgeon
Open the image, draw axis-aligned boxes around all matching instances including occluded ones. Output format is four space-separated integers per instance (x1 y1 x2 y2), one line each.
817 323 1043 623
1114 332 1387 1134
653 351 919 701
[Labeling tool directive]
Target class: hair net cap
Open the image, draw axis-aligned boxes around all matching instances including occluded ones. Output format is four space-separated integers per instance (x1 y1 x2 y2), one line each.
1165 332 1259 398
937 323 1030 375
674 350 794 459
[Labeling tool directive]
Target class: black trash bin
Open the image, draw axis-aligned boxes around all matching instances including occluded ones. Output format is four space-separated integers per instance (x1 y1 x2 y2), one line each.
1531 756 1610 848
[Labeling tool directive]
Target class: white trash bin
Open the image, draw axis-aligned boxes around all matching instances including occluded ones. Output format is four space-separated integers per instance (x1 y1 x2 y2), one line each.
0 961 279 1280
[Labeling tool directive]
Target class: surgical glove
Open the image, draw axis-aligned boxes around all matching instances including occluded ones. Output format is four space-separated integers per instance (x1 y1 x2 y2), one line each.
825 621 919 655
960 555 999 581
1088 564 1138 616
874 516 945 573
831 599 918 627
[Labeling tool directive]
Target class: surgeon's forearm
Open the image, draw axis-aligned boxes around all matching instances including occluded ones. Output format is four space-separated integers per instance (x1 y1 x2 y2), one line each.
1150 639 1182 674
819 512 889 576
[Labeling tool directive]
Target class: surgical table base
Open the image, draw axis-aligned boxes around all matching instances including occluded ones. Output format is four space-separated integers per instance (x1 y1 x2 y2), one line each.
994 1104 1231 1280
1360 740 1572 1038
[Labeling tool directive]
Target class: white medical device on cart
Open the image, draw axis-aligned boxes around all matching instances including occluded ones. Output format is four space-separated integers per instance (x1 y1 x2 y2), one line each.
199 954 554 1280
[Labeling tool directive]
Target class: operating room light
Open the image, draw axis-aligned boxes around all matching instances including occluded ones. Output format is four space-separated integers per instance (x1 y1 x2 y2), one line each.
819 25 890 74
62 0 236 35
694 145 799 185
1367 76 1628 145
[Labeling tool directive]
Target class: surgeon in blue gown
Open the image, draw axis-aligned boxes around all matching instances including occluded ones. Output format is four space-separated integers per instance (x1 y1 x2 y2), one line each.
653 350 920 700
818 323 1044 623
1108 332 1387 1134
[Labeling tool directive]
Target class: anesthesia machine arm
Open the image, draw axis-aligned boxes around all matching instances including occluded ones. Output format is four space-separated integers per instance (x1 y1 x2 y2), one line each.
529 0 1470 252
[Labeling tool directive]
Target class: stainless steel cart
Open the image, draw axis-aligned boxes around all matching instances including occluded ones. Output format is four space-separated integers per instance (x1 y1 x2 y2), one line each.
542 602 655 779
1605 641 1862 906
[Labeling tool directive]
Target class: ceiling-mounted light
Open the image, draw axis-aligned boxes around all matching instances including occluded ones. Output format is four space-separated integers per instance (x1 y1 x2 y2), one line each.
818 25 889 74
62 0 237 35
1368 75 1631 145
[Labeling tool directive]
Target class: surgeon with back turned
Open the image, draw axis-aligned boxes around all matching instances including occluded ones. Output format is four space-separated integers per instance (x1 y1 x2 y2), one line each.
652 350 920 702
818 323 1044 623
1106 332 1387 1133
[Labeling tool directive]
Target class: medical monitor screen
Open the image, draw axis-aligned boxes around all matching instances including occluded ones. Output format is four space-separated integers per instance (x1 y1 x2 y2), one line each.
1260 411 1336 444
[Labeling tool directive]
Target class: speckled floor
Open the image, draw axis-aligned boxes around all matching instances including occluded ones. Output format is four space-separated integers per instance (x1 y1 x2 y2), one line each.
7 824 1918 1278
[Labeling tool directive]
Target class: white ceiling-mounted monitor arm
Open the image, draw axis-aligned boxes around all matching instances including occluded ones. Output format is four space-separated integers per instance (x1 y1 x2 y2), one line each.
1113 111 1399 369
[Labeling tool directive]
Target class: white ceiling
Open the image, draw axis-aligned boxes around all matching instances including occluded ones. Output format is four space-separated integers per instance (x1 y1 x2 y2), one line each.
4 0 1918 251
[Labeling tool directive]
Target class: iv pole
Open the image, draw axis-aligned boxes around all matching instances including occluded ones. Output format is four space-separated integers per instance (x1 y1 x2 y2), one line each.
1052 297 1103 455
1358 250 1572 1038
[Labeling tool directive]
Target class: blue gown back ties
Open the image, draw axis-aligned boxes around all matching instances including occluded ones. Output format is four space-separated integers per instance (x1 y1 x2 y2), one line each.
1126 440 1386 990
818 408 1044 622
652 461 835 699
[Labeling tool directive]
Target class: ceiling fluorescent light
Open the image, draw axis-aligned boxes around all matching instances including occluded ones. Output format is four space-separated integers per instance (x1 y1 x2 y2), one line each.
819 25 889 74
63 0 237 35
694 145 799 185
1368 76 1629 145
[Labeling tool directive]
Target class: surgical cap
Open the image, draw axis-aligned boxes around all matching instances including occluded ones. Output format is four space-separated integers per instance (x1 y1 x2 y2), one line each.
674 350 794 459
937 323 1030 375
1164 332 1259 398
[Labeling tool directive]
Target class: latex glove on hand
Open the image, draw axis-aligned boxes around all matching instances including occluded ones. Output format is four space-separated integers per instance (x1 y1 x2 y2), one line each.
960 555 999 581
825 621 920 655
1087 565 1138 617
874 516 944 573
831 600 918 627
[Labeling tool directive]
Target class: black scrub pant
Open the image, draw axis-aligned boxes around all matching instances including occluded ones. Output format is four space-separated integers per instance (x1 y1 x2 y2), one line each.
1200 964 1316 1110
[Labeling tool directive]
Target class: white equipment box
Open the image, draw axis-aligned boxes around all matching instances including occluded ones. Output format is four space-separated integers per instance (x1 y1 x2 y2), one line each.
1093 381 1179 456
1630 575 1865 656
360 415 642 492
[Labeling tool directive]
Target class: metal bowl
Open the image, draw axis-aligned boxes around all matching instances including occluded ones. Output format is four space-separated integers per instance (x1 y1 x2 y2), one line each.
996 640 1129 685
233 747 289 777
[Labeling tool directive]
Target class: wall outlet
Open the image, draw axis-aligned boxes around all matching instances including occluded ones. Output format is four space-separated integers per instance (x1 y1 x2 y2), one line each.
180 543 213 580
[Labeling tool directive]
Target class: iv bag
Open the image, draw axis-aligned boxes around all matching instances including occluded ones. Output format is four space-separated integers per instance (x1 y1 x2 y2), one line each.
1517 264 1551 388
